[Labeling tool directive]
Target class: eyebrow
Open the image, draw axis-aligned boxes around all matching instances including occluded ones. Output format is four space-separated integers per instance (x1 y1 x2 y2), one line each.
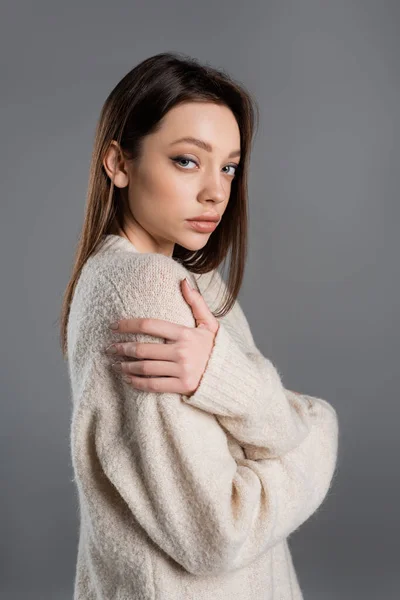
169 136 241 159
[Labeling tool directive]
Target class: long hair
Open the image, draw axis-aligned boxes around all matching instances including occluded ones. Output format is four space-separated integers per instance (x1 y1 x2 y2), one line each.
59 51 259 359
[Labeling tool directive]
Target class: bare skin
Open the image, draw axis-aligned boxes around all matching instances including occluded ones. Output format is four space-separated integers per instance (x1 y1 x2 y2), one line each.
101 102 301 398
102 100 241 257
101 101 240 394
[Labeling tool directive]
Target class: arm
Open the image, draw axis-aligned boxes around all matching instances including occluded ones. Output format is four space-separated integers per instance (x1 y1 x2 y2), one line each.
186 269 334 460
69 253 339 577
183 322 319 460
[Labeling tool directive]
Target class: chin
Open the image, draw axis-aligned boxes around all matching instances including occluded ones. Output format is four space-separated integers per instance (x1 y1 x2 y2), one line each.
177 237 210 252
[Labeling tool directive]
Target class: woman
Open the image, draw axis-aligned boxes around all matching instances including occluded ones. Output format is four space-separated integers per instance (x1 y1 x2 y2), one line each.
60 52 339 600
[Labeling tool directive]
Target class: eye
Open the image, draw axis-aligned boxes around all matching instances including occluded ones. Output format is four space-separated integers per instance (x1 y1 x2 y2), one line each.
171 156 198 169
223 164 239 177
171 155 239 177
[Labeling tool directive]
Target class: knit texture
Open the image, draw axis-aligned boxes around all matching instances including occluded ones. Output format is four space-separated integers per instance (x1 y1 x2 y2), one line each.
67 234 339 600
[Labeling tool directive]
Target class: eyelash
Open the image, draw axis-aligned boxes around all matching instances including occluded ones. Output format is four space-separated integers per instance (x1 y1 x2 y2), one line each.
171 155 239 177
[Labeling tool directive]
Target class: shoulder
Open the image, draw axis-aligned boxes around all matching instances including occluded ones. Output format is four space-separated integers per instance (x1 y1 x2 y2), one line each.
67 250 196 359
74 250 189 309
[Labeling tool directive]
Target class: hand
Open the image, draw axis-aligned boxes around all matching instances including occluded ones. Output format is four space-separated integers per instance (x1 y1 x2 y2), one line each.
104 277 220 396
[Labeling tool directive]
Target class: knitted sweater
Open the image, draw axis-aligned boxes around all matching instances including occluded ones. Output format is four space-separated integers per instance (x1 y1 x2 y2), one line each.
67 233 339 600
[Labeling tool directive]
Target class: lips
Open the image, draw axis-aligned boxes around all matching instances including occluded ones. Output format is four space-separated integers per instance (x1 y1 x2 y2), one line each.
187 220 218 232
187 214 220 222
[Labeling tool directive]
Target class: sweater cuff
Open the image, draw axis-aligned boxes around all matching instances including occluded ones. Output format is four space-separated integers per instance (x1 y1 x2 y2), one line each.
181 323 313 458
181 322 263 419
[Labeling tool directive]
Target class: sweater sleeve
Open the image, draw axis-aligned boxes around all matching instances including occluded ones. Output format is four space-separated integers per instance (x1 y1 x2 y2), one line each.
182 323 324 460
184 269 336 460
70 253 339 577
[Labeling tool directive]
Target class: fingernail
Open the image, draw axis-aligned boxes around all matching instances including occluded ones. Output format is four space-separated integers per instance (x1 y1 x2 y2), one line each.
111 362 122 371
109 321 119 330
184 277 192 290
105 344 118 354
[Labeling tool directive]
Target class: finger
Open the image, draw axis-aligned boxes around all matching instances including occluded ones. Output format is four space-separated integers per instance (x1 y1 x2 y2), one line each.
123 375 186 394
113 317 184 341
181 280 216 329
111 341 176 360
116 359 180 377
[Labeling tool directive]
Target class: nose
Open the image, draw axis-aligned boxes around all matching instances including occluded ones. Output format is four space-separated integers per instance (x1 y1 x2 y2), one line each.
199 171 230 205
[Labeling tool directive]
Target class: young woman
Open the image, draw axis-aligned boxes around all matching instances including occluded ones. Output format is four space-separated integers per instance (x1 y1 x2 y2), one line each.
60 52 339 600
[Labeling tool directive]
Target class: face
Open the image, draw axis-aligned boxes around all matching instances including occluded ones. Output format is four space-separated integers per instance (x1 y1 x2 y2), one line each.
103 101 241 256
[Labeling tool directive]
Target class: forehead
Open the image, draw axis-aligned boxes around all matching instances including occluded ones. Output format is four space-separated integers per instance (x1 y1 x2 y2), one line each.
154 101 241 150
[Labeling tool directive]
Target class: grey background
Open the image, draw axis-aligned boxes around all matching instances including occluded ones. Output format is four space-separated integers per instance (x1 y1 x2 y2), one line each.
1 1 399 598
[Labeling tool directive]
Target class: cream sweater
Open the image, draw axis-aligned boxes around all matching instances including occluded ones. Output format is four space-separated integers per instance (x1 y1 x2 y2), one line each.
67 233 339 600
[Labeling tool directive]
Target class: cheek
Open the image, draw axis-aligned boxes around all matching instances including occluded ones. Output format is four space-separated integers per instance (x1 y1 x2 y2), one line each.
141 164 181 197
139 164 194 217
140 167 165 195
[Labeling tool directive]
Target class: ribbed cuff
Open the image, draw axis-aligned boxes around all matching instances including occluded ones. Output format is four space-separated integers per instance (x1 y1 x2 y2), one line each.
181 323 263 419
181 323 314 458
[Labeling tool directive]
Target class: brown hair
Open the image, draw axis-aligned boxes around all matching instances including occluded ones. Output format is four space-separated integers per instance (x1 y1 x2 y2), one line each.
59 51 259 359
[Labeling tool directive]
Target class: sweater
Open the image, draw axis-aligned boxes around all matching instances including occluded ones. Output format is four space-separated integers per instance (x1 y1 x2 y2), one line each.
67 233 339 600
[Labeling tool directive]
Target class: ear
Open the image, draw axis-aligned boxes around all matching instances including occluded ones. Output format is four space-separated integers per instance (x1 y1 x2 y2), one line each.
103 141 129 188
